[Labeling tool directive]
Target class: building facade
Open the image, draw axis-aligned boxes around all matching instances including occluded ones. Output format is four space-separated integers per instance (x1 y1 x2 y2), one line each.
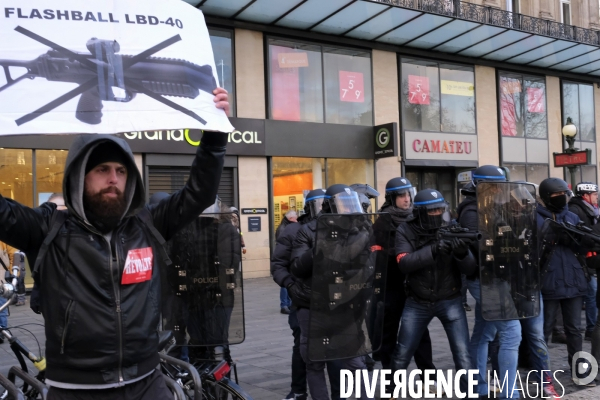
3 0 600 280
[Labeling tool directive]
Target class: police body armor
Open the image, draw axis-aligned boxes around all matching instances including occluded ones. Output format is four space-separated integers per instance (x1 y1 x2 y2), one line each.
477 182 539 320
308 213 391 362
162 211 245 347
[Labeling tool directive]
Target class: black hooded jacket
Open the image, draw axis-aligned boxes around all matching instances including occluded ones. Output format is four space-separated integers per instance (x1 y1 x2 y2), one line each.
271 214 309 290
395 220 477 302
0 132 226 386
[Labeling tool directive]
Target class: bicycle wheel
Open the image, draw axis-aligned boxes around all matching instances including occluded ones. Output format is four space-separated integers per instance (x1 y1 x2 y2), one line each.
201 377 253 400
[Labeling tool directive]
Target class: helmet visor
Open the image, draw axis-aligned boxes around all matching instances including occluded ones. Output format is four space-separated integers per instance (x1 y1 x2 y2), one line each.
329 192 363 214
307 197 325 218
418 202 450 230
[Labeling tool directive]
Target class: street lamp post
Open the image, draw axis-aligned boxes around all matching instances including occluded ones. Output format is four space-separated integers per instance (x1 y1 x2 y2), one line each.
562 117 578 188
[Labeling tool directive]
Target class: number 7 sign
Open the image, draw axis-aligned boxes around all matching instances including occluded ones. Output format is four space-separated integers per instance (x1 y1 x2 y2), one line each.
339 71 365 103
408 75 430 105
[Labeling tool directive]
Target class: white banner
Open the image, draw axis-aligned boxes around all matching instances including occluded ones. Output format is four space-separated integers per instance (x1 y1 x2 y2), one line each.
0 0 234 134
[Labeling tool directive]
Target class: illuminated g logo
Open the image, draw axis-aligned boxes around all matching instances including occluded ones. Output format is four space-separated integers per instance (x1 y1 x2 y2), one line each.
376 128 390 149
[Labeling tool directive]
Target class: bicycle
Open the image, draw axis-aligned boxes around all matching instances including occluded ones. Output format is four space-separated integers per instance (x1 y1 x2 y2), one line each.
0 283 48 400
158 332 253 400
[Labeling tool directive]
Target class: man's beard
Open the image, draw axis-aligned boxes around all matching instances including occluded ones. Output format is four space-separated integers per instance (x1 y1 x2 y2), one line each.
83 186 127 233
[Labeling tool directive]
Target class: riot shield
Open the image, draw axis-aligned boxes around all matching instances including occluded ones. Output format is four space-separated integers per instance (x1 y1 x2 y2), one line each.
162 211 245 348
477 182 539 321
307 213 391 362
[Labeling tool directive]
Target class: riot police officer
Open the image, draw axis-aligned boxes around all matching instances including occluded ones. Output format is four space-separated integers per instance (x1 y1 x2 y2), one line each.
290 184 373 400
457 165 523 398
391 189 475 394
350 183 379 213
372 177 436 376
569 182 599 341
538 178 592 386
272 188 340 400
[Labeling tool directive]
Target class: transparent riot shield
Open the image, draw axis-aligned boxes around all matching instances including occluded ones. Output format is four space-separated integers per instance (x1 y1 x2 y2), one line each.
162 211 245 350
307 213 391 362
477 182 539 321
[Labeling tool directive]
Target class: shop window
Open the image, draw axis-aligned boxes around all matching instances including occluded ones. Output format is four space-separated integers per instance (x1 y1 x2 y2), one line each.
209 28 236 117
268 38 372 126
562 81 596 185
0 149 33 207
401 58 475 134
503 164 549 185
499 72 549 182
500 73 547 138
36 149 68 205
271 157 374 237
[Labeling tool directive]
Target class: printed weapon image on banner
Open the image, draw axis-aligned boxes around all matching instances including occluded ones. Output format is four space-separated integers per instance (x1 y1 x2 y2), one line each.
0 26 216 126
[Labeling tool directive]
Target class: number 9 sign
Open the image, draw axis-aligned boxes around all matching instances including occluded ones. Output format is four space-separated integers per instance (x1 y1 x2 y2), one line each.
408 75 430 105
339 71 365 103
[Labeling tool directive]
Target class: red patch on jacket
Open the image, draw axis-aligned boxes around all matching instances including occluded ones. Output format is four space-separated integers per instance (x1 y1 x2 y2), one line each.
396 253 409 264
121 247 153 285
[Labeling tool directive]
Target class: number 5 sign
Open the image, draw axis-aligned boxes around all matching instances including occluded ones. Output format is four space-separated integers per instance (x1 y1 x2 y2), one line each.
408 75 430 105
339 71 365 103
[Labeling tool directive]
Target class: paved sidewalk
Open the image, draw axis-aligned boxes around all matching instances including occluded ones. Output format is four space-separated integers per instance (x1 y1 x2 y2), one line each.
2 277 600 399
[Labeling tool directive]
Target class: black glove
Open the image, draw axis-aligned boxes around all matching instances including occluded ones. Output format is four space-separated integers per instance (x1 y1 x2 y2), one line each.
451 238 469 259
556 230 574 247
431 240 452 257
287 282 311 306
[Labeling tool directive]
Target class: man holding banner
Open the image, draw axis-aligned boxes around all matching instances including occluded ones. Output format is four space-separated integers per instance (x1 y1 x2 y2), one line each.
0 88 228 400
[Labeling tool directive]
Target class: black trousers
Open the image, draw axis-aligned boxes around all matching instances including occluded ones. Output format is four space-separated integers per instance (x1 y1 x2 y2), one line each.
374 289 435 371
289 308 307 395
543 297 584 370
47 371 172 400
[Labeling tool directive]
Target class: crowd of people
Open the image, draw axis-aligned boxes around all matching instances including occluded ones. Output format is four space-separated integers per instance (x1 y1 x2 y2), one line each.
271 164 600 400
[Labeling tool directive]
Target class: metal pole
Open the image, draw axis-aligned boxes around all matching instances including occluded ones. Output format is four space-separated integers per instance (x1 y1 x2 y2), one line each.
569 166 578 189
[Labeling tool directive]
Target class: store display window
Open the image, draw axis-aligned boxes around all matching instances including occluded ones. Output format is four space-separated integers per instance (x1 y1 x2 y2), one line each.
400 58 475 133
268 38 372 125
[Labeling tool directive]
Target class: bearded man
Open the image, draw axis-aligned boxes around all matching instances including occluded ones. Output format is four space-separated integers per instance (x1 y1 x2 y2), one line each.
0 90 229 399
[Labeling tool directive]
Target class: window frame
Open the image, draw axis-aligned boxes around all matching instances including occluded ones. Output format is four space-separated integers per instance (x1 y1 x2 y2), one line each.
265 35 374 126
560 79 597 184
399 55 477 135
497 70 549 139
497 70 550 180
560 0 571 25
207 26 236 118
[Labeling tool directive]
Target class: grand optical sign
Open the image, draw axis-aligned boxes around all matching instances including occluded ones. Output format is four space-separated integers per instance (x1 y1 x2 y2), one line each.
404 131 478 162
120 117 266 156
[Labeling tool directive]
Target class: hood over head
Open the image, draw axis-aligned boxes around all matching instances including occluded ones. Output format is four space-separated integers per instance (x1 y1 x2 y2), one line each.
63 134 145 227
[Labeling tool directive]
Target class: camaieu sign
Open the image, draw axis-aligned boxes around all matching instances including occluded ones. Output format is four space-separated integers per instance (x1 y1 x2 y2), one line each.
119 117 266 156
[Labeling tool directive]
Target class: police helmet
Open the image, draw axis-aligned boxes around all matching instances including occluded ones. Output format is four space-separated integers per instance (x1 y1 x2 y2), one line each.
385 177 416 208
413 189 450 230
471 165 507 185
350 183 380 213
304 189 326 219
323 184 363 214
575 182 598 196
539 178 570 212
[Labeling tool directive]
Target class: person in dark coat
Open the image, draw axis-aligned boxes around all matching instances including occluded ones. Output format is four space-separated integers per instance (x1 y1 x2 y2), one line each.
290 184 372 400
391 189 475 395
371 177 437 378
569 182 599 341
458 165 522 399
271 189 340 400
538 178 593 386
277 210 298 314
